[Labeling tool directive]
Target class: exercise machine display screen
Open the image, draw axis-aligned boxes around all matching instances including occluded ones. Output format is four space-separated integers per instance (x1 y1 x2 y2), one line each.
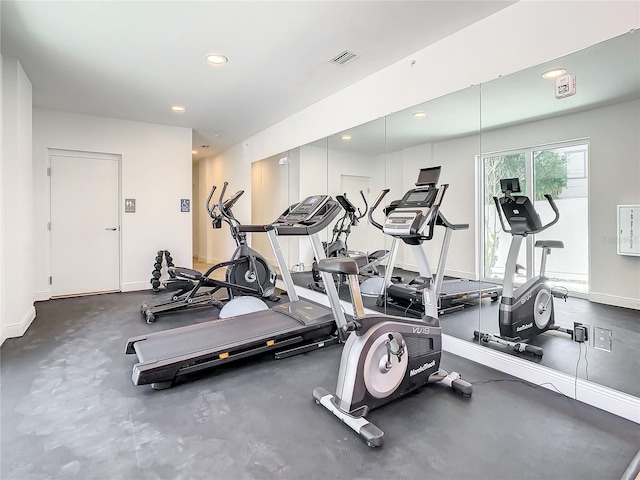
405 190 436 205
336 195 356 213
416 166 441 186
500 177 521 193
284 195 330 223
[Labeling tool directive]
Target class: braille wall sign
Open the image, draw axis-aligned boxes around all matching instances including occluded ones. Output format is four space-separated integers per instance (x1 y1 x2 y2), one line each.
125 198 136 213
181 199 190 213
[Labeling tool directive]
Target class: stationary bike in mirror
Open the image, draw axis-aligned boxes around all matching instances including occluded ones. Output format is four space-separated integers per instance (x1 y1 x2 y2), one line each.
474 178 571 356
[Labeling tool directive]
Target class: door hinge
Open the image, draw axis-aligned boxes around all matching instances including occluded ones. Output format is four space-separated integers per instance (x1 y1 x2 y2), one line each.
47 222 51 231
49 276 53 285
47 167 51 176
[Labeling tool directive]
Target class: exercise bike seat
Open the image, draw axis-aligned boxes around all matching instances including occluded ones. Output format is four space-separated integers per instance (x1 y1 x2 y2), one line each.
534 240 564 249
317 256 368 275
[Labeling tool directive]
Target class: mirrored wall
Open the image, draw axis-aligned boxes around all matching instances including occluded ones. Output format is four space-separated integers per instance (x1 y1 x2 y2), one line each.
250 30 640 399
477 30 640 397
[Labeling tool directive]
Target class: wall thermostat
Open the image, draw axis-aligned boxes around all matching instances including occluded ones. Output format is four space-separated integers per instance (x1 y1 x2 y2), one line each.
555 74 576 99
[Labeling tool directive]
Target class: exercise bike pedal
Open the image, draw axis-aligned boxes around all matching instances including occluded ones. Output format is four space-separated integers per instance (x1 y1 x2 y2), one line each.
312 387 384 448
267 294 281 302
452 380 473 398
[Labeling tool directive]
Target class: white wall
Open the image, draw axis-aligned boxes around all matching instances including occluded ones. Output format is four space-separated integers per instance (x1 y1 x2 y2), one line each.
251 153 290 267
32 109 192 296
2 58 34 342
197 1 639 270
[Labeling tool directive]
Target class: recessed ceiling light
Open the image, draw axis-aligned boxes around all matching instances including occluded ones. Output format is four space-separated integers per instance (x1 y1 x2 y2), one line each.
192 150 197 155
171 105 186 113
341 134 352 141
542 68 566 79
413 111 427 119
205 54 228 65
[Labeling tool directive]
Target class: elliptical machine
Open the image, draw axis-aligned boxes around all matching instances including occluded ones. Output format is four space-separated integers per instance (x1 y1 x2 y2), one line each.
310 191 389 293
474 178 569 356
313 177 472 448
140 182 278 323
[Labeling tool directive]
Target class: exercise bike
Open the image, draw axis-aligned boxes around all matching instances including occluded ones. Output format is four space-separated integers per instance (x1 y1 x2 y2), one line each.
310 191 390 294
474 177 570 356
140 182 278 324
313 180 472 448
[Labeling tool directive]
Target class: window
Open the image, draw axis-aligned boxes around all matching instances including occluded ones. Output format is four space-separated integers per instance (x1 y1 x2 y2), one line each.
480 142 589 295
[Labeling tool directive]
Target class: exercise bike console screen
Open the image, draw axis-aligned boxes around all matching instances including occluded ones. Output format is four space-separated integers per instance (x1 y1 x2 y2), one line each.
500 177 521 194
284 195 330 223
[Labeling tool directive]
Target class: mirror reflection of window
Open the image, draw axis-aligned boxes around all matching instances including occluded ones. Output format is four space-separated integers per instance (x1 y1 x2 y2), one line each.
480 143 589 296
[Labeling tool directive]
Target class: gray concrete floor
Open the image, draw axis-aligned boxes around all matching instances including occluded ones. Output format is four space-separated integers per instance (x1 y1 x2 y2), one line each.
1 289 639 479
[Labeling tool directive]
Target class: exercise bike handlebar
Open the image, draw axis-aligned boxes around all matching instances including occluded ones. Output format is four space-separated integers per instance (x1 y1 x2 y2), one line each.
494 193 560 235
367 189 390 231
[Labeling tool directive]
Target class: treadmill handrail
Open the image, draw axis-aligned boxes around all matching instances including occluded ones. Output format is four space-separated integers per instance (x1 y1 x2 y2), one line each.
436 212 469 231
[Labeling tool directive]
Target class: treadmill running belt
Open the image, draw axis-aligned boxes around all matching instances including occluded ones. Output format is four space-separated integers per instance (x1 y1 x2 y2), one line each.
134 302 331 363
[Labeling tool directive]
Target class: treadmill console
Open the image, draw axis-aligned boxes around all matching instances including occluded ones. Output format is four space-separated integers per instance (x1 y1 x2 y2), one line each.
383 187 439 237
282 195 330 224
382 166 444 238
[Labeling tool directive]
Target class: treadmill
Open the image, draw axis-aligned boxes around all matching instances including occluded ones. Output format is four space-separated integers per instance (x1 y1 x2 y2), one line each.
125 195 348 390
373 166 502 316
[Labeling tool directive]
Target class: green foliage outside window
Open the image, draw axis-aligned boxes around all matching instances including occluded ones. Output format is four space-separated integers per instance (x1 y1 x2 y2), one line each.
483 150 568 278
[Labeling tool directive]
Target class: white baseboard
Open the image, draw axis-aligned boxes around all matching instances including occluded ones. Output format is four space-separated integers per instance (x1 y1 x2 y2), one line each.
589 292 640 310
443 269 476 281
442 334 640 424
396 262 476 281
2 305 37 343
121 281 152 292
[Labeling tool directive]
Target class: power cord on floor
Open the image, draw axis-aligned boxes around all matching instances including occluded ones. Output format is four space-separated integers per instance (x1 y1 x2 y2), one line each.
574 342 590 400
470 378 570 400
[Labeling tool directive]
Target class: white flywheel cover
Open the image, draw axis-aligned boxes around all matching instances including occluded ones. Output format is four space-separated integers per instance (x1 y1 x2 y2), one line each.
534 289 552 329
363 332 408 399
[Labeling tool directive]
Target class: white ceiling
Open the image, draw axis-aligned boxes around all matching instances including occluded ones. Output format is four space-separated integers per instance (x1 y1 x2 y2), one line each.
1 0 515 160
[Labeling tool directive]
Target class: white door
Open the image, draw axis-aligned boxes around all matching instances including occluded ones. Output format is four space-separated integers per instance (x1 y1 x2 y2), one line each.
50 154 120 296
340 175 371 254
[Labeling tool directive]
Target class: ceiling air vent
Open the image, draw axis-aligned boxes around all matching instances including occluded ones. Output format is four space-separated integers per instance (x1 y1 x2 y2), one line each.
330 50 357 65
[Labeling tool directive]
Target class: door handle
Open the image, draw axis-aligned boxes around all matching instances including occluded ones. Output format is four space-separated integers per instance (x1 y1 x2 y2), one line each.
105 227 118 231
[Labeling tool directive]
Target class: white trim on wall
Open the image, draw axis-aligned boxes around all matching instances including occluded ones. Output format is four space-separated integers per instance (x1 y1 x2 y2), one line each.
3 305 36 342
589 292 640 311
443 335 640 424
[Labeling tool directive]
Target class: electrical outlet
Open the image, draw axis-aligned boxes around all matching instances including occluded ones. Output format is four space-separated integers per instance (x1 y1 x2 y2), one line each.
593 327 612 352
573 322 589 343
